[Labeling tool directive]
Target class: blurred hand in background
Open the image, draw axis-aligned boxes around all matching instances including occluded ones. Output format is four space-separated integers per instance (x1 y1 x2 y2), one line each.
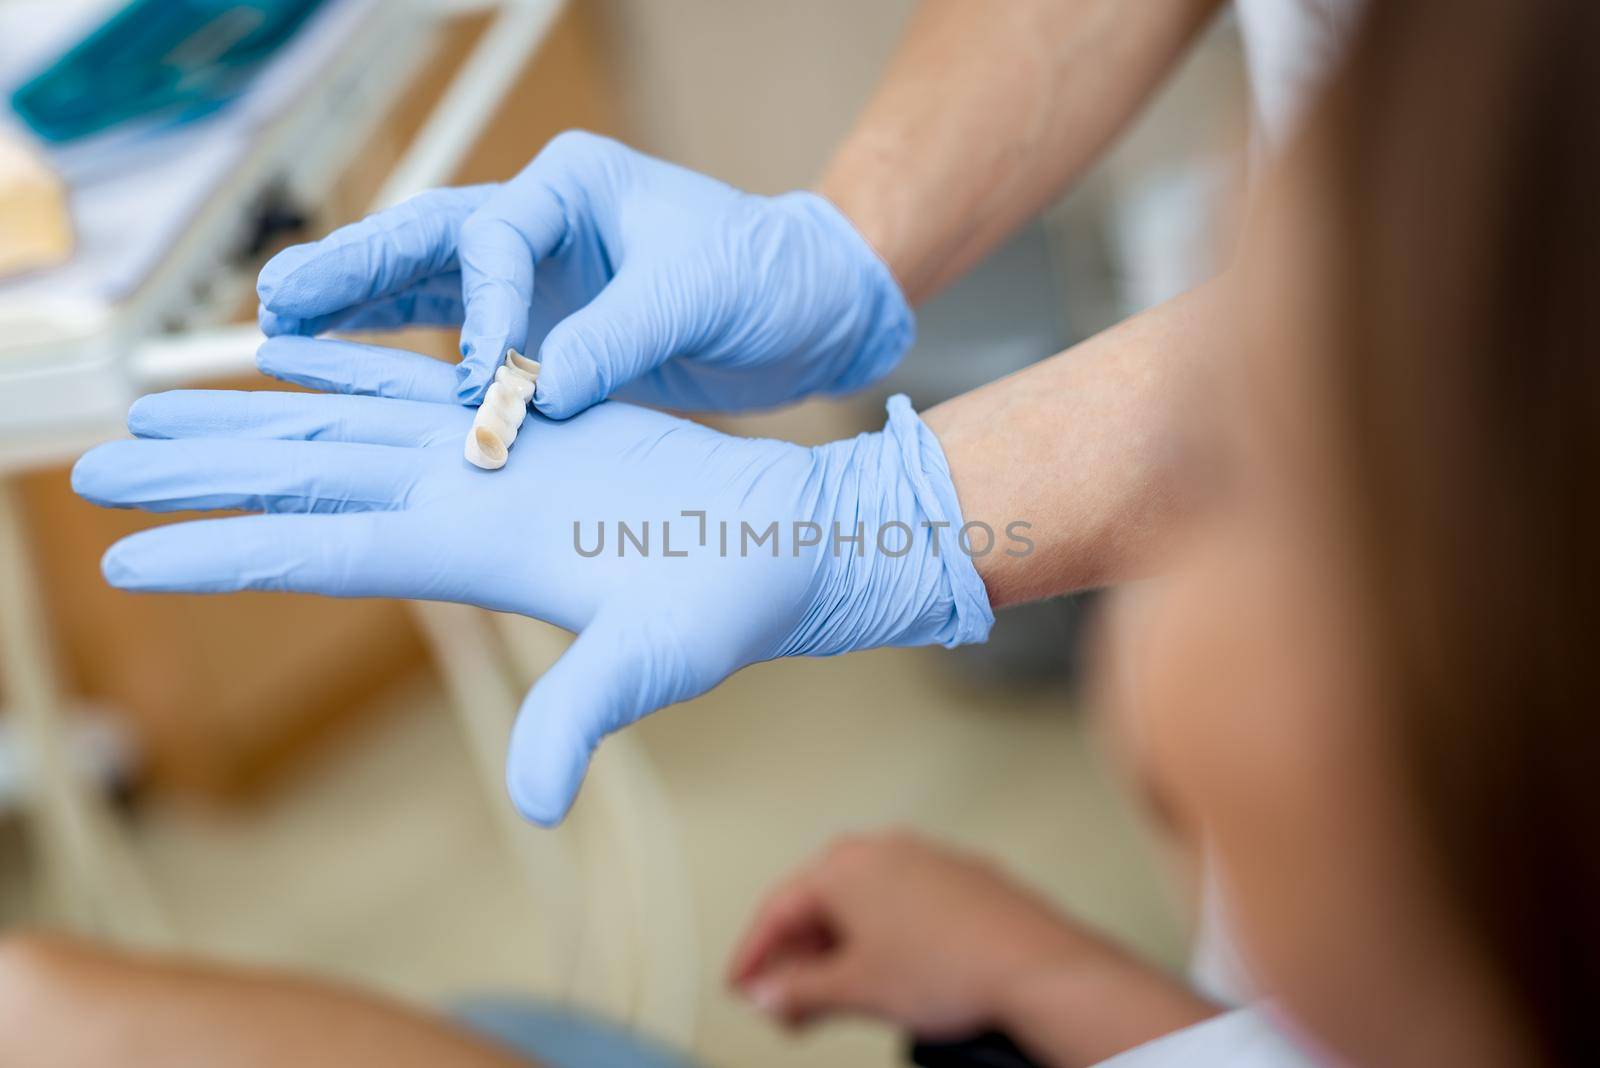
729 830 1216 1062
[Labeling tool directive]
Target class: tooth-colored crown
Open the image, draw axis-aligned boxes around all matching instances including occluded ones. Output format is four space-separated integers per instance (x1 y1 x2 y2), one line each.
465 350 540 470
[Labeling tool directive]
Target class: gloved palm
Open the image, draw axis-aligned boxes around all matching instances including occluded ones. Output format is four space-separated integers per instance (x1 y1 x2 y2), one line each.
72 338 990 824
257 131 913 414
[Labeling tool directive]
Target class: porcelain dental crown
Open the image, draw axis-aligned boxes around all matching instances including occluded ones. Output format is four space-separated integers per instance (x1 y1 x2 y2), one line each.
465 349 540 470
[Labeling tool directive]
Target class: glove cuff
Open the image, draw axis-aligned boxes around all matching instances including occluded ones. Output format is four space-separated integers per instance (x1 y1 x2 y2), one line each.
883 394 996 648
790 191 917 394
784 394 993 660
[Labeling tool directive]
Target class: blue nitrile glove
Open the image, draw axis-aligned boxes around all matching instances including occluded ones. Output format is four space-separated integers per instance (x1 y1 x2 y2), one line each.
72 337 991 825
256 131 914 414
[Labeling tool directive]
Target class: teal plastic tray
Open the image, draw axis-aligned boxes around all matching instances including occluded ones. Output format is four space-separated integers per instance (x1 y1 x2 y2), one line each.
12 0 327 143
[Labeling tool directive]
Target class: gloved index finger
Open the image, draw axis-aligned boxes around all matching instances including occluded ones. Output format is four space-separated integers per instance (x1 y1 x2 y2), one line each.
257 271 467 339
257 185 492 328
127 389 458 448
455 161 581 403
257 336 459 405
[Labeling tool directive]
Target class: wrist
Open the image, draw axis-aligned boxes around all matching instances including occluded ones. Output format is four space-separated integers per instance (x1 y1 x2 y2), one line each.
877 395 995 648
781 191 916 394
919 399 1041 610
814 159 914 296
991 950 1220 1065
784 396 993 658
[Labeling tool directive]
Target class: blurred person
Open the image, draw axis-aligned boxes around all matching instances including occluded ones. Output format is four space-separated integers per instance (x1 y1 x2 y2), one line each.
731 1 1600 1065
42 1 1600 1065
70 0 1365 828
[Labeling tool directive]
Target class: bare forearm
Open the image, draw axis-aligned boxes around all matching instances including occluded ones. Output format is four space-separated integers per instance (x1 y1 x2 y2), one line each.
0 936 533 1068
925 284 1223 606
997 954 1219 1067
820 0 1222 303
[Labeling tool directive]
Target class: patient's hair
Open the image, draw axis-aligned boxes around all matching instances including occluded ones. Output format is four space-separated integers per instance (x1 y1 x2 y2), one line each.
1315 0 1600 1061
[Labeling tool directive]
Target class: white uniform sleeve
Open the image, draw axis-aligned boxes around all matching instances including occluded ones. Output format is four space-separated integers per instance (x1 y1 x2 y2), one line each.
1093 1006 1321 1068
1235 0 1365 145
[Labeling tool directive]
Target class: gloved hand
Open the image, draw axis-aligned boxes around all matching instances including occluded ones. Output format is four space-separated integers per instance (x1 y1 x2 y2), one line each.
72 336 991 825
257 131 914 413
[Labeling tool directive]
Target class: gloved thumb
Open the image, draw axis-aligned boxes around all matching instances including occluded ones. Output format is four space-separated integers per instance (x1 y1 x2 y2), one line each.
534 266 684 419
744 956 864 1028
504 611 657 825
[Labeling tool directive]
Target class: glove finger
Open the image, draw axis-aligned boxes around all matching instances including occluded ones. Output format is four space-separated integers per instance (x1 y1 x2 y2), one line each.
259 272 466 337
72 438 416 515
455 213 538 403
256 336 458 404
504 610 656 826
455 157 583 403
98 512 422 596
127 390 458 448
534 267 683 420
257 187 490 321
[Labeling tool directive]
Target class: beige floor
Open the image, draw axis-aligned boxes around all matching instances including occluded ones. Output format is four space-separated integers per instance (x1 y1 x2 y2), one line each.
126 636 1187 1068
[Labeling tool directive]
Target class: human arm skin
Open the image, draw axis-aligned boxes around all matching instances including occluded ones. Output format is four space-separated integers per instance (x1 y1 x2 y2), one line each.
729 831 1217 1066
0 935 536 1068
926 284 1223 607
820 0 1225 303
255 1 1219 415
990 955 1220 1068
